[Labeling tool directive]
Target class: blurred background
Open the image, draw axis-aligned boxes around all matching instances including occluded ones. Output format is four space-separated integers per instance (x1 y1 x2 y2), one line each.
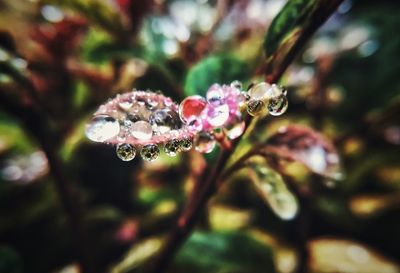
0 0 400 272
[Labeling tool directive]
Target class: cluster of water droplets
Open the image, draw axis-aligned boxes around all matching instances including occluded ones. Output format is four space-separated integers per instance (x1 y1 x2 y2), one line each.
85 91 194 161
246 82 288 117
85 81 288 161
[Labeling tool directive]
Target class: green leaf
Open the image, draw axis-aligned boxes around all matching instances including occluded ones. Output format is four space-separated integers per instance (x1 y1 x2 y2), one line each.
263 0 343 81
184 54 250 97
171 231 275 273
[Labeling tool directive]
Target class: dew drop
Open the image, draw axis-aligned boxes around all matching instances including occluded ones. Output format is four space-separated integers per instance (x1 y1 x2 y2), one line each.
164 139 181 157
149 109 181 134
205 104 230 127
230 80 243 90
180 137 193 151
247 100 266 116
206 84 224 104
116 144 136 161
269 191 298 220
140 144 160 161
179 96 207 123
195 132 216 153
225 115 245 139
131 121 153 140
267 94 288 116
248 82 271 101
85 115 120 142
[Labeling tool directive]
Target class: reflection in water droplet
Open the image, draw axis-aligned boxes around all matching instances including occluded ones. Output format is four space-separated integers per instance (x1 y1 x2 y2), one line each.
131 121 153 140
85 115 120 142
180 137 193 151
195 132 216 153
140 144 160 161
247 100 266 116
149 109 181 134
164 139 181 157
225 115 245 140
267 94 288 116
116 144 136 161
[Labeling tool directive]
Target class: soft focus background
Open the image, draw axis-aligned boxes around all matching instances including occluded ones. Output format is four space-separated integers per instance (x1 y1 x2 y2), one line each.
0 0 400 273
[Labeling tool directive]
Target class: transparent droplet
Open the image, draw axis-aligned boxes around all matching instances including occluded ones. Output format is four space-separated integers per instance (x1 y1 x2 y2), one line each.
140 144 160 161
180 137 193 151
269 191 298 220
248 82 271 101
247 100 266 116
179 96 207 122
195 132 216 153
164 139 181 157
206 84 224 104
131 121 153 140
225 115 245 139
149 109 181 134
267 94 288 116
85 115 120 142
116 144 136 161
187 117 203 132
230 80 243 90
205 104 230 127
118 99 133 110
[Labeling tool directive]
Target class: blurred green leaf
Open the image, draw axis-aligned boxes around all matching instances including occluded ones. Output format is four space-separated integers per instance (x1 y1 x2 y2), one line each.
184 54 250 97
111 237 164 273
171 231 275 273
264 0 343 81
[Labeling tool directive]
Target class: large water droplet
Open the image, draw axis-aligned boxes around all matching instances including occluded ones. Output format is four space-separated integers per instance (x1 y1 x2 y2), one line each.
116 144 136 161
195 132 216 153
179 96 207 123
85 115 120 142
205 104 230 127
269 191 298 220
131 121 153 140
268 94 288 116
206 84 224 104
149 109 181 134
225 114 245 140
140 144 160 161
164 139 180 157
248 82 271 101
247 100 266 116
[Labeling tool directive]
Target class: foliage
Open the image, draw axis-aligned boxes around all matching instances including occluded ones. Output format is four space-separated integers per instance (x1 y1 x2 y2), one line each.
0 0 400 273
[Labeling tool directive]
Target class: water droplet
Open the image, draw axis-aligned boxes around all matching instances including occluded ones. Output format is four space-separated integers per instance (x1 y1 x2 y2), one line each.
149 109 181 134
180 137 193 151
164 139 181 156
179 96 207 122
230 80 243 90
269 191 298 220
118 99 133 110
206 84 224 104
205 104 230 127
131 121 153 140
140 144 160 161
247 100 266 116
116 144 136 161
187 117 203 132
225 115 245 139
248 82 271 101
195 132 216 153
268 94 288 116
85 115 120 142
